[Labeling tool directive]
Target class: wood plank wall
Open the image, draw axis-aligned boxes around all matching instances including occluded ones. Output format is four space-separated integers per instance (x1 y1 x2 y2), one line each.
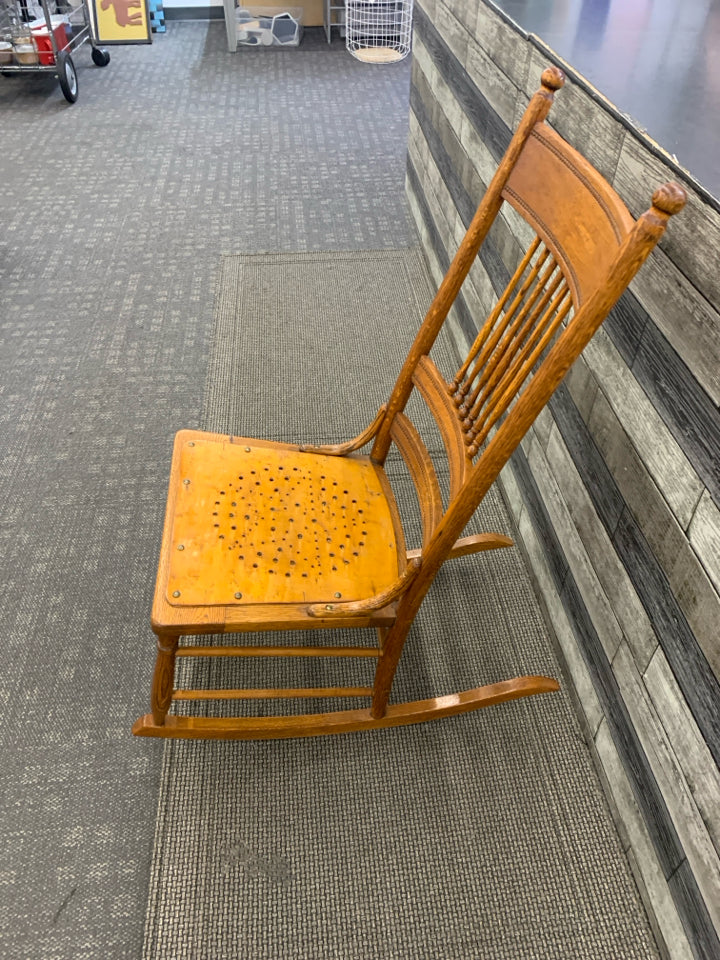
405 2 720 958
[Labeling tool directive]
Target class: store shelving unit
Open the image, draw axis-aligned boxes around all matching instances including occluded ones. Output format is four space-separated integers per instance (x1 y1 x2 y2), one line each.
222 0 237 51
323 0 344 42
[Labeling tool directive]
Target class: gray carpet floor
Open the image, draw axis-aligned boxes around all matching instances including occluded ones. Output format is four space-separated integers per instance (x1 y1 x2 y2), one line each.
143 250 659 959
0 23 412 960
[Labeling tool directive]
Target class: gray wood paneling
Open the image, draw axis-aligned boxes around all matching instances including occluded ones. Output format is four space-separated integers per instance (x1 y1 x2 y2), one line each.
531 407 554 451
443 0 477 36
548 384 624 535
628 241 720 407
586 389 720 682
474 0 530 89
515 503 604 737
594 720 695 960
434 1 470 71
559 573 686 880
407 146 481 348
409 71 476 227
548 383 720 764
414 5 512 164
528 435 624 661
406 153 450 274
668 860 720 960
612 643 720 934
464 28 518 128
586 389 694 569
563 356 599 424
510 447 568 591
633 320 720 507
583 329 704 528
689 492 720 595
416 0 435 19
487 213 524 280
612 509 720 771
613 133 720 313
457 105 502 198
467 257 500 320
463 260 497 322
667 545 720 684
413 32 465 138
545 425 657 672
498 459 524 524
479 230 511 294
645 648 720 858
409 4 720 949
603 286 720 509
605 290 649 368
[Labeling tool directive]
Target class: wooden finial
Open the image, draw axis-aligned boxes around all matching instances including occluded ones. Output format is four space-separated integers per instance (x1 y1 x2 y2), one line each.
541 66 565 92
652 182 687 216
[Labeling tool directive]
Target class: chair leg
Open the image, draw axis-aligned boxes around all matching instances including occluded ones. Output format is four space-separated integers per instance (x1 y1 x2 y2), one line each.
370 620 410 719
151 634 179 726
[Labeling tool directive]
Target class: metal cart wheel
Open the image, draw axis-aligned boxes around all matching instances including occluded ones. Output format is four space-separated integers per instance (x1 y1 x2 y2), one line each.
91 47 111 67
56 51 78 103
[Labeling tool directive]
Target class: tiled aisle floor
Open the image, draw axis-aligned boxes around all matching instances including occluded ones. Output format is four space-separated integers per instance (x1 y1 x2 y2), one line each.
494 0 720 198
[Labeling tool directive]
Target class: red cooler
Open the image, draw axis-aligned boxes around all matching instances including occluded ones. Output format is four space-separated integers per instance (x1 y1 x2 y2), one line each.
31 22 68 66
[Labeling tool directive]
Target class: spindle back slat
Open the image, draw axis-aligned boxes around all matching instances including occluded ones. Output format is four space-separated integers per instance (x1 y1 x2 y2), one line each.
440 232 576 458
453 236 543 398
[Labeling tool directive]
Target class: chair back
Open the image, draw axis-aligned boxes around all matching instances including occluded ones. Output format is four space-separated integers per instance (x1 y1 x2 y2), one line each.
371 66 686 576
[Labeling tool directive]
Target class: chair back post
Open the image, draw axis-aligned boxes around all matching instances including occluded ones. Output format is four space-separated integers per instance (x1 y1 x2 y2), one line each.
370 183 686 720
370 66 566 466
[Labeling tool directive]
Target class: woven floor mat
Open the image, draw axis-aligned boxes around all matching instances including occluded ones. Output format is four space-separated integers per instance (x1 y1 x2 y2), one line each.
143 250 658 960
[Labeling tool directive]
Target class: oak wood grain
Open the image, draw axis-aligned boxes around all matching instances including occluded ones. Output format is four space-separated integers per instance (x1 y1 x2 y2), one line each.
172 686 373 701
176 644 381 659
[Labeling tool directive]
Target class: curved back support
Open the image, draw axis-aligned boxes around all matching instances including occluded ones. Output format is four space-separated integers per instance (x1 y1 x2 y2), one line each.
502 124 635 307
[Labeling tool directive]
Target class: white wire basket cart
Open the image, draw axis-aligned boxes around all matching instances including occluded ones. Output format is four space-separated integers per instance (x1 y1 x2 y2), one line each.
0 0 110 102
345 0 412 63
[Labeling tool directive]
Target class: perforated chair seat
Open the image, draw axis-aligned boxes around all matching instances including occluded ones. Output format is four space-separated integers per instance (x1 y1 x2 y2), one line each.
152 430 404 634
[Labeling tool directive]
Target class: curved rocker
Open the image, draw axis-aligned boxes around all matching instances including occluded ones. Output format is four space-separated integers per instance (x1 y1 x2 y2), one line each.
132 676 559 740
132 66 685 741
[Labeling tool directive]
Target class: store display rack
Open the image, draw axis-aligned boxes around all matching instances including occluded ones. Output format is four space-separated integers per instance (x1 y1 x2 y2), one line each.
0 0 110 102
323 0 345 43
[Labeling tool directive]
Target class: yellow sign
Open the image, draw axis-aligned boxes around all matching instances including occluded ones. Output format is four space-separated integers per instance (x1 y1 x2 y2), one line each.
94 0 151 44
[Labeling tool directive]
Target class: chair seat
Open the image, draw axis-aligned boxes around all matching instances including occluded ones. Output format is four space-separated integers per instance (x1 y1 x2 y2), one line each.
151 430 404 633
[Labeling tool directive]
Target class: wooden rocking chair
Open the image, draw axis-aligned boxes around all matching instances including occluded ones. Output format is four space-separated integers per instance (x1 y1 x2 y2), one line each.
133 67 685 740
